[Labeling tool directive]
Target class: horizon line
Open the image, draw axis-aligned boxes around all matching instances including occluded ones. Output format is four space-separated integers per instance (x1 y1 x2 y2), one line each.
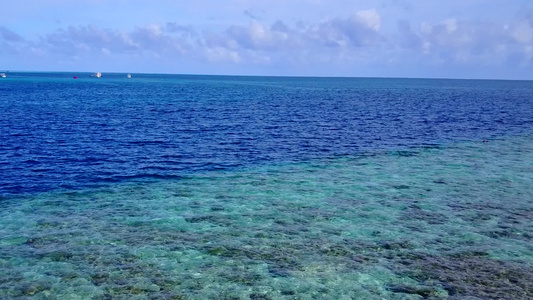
1 69 532 82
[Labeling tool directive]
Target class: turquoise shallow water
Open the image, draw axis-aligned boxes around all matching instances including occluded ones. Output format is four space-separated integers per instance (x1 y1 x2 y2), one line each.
1 134 532 299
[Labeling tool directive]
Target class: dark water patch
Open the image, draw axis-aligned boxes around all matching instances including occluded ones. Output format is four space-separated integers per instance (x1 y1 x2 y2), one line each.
6 281 53 297
35 250 74 262
185 214 235 226
127 140 167 145
390 150 419 157
204 244 303 278
97 173 184 182
393 184 410 190
387 284 440 298
420 143 442 149
448 201 533 243
394 252 533 299
484 228 532 241
401 204 449 225
90 272 110 286
433 179 447 184
380 241 415 251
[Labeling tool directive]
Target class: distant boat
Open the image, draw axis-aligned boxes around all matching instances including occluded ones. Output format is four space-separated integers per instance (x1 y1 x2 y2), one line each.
0 73 6 78
127 73 132 78
73 75 78 79
93 72 102 78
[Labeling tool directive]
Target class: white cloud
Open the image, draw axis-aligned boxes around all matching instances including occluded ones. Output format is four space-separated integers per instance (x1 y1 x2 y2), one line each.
444 19 457 33
355 9 381 31
422 41 431 54
205 46 240 63
396 13 533 70
525 45 533 60
250 21 267 41
512 21 533 43
307 10 383 48
145 24 163 36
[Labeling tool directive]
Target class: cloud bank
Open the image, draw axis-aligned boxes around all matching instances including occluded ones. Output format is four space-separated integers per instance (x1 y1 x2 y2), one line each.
1 5 532 79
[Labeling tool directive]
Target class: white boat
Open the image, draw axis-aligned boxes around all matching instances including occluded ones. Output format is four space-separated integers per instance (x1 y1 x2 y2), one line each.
127 73 131 78
0 73 6 78
93 72 102 78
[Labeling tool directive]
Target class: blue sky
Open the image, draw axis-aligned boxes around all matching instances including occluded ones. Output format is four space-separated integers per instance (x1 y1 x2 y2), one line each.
1 0 532 79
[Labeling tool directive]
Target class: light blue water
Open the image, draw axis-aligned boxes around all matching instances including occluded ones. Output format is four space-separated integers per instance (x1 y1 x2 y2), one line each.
0 73 532 299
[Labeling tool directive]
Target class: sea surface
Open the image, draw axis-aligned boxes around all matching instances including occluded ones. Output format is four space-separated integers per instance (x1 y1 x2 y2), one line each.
0 72 532 299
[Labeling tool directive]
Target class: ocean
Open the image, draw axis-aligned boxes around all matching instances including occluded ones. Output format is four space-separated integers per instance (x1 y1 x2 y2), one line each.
0 72 532 299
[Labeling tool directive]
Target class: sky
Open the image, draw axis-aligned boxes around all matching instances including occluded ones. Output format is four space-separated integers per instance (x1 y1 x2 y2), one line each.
1 0 532 79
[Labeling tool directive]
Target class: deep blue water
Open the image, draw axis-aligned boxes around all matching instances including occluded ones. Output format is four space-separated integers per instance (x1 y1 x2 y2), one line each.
1 72 532 195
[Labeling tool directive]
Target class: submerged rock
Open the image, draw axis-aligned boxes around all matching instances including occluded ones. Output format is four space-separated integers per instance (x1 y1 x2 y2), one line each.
36 250 73 261
387 284 441 298
17 282 51 296
395 252 533 299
